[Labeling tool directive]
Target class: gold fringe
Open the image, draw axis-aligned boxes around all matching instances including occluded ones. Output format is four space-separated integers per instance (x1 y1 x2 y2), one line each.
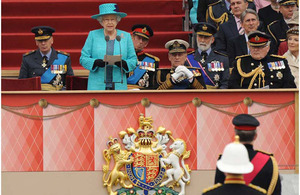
267 156 279 195
1 99 295 120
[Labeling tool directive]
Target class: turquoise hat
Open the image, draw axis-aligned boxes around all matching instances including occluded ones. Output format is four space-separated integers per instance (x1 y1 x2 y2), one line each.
91 3 127 19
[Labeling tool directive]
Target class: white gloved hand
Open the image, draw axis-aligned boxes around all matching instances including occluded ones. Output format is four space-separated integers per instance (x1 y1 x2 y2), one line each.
171 71 185 83
175 65 194 83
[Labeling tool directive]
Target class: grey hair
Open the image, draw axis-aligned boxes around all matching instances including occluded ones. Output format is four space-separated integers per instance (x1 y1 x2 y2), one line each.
97 15 121 25
240 9 259 23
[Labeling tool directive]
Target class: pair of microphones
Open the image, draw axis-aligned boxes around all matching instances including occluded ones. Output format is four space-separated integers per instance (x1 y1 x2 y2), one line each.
104 35 123 89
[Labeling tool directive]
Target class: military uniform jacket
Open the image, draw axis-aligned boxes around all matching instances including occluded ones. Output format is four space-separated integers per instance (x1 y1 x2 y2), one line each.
202 183 266 195
127 52 160 89
186 50 229 89
267 17 289 53
214 144 281 195
155 67 206 90
19 48 74 86
229 54 296 89
258 5 282 30
206 0 256 29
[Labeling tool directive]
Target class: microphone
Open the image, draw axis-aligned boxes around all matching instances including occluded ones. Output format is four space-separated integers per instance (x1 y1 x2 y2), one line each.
116 35 123 84
104 36 110 84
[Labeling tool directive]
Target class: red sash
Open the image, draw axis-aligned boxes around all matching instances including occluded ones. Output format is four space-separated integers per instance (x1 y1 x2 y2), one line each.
244 152 270 184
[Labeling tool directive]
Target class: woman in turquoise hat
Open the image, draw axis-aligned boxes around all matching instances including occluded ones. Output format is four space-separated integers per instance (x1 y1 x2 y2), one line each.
80 3 137 90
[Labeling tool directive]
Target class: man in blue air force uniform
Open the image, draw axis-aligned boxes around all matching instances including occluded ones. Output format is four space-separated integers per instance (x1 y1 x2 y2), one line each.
127 24 160 89
186 22 229 89
19 26 73 90
156 39 206 90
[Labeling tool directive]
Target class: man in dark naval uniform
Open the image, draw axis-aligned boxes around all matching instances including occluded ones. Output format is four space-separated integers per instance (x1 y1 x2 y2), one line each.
267 0 297 53
214 114 281 195
205 0 256 30
156 39 206 90
203 136 266 195
229 31 296 89
127 24 160 89
19 26 73 91
186 22 229 89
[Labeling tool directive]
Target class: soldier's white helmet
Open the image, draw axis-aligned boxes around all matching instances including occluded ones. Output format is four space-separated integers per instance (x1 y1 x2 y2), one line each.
217 136 253 174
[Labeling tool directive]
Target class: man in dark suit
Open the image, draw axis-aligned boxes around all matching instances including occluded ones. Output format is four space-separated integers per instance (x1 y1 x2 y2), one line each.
186 22 229 89
128 24 160 89
203 135 266 195
227 9 260 66
156 39 206 90
214 114 282 195
19 26 73 91
215 0 249 53
229 31 296 89
267 0 297 53
205 0 256 30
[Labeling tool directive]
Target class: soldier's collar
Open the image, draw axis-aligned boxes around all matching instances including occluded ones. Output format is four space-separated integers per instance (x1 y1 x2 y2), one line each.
224 175 245 184
136 50 145 56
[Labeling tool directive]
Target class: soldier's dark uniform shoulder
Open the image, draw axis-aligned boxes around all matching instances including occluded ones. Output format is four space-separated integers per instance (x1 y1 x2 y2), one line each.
188 50 195 55
214 50 227 57
203 183 222 193
255 149 273 156
270 54 286 59
248 183 267 194
23 50 35 57
144 52 160 61
235 54 251 59
57 50 70 56
208 0 221 6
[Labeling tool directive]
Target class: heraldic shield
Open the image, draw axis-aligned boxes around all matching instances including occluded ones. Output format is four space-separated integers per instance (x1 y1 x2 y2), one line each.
102 114 191 195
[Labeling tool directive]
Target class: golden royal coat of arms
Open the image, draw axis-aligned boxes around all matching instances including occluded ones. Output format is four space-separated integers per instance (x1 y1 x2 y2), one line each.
102 114 191 195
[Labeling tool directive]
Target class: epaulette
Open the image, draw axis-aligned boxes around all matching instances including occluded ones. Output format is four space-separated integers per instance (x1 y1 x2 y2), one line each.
57 50 70 56
188 50 195 55
144 53 160 62
256 149 273 156
270 54 286 59
214 50 227 57
23 50 35 56
248 183 267 194
235 54 250 59
247 0 253 2
208 0 222 7
202 183 222 193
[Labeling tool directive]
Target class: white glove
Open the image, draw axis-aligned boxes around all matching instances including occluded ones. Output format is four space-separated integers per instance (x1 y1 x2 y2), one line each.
171 71 185 83
174 65 194 83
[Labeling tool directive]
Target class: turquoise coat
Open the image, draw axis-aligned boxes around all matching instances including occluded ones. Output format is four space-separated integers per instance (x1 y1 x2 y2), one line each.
80 29 137 90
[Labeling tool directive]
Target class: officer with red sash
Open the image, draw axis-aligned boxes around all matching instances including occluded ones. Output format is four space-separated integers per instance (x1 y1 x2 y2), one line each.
203 136 266 195
214 114 281 195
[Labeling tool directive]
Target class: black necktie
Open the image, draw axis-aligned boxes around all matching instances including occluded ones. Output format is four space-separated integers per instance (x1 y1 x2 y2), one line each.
201 51 207 62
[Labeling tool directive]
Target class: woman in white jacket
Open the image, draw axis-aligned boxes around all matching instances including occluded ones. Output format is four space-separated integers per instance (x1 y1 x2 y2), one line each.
283 26 299 88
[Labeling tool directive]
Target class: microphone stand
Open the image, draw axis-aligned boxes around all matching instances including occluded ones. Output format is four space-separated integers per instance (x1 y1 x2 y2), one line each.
116 35 123 84
104 35 115 90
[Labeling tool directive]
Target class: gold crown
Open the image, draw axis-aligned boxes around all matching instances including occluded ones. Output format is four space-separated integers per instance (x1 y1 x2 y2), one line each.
255 36 260 41
202 25 208 31
106 136 118 147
